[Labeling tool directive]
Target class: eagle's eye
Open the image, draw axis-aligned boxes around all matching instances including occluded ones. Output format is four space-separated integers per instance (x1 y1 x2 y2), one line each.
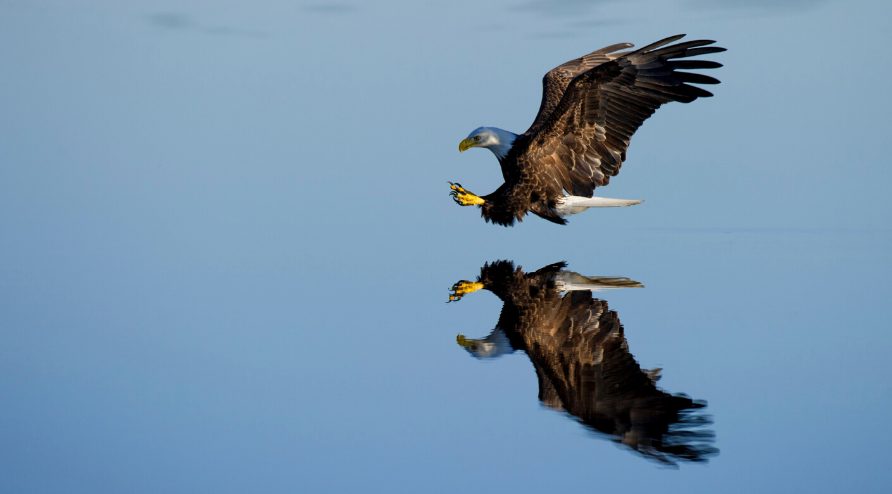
474 136 481 142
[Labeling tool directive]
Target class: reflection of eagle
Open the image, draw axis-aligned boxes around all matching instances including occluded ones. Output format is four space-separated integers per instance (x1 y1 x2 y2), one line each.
450 261 717 465
449 35 725 226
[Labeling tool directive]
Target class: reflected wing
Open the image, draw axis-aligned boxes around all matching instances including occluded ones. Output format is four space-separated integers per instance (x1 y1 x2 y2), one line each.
519 35 725 197
525 41 634 137
524 292 717 465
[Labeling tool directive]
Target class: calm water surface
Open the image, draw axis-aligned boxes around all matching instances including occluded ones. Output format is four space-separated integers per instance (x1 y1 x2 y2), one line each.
2 1 891 493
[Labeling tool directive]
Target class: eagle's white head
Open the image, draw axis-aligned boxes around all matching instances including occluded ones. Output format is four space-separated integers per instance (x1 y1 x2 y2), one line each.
459 126 517 160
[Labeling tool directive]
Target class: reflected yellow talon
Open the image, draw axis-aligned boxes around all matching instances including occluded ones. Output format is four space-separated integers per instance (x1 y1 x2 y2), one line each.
449 182 485 206
448 280 484 302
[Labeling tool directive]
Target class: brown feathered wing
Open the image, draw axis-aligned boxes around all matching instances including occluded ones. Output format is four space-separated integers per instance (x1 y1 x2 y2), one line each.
516 34 725 197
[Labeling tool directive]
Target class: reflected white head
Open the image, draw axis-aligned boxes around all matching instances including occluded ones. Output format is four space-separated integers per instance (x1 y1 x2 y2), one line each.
456 329 514 359
458 126 517 160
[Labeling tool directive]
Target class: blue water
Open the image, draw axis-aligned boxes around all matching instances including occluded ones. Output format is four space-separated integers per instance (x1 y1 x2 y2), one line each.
2 1 891 492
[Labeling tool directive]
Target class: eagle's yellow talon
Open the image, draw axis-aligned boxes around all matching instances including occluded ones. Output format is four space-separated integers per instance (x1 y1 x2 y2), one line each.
448 280 484 302
449 183 485 206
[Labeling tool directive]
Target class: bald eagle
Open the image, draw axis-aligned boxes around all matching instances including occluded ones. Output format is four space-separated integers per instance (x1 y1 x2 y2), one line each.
450 34 725 226
449 261 717 465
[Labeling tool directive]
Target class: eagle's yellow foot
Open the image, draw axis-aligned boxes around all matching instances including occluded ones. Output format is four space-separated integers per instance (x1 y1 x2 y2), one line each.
448 280 484 302
449 182 485 206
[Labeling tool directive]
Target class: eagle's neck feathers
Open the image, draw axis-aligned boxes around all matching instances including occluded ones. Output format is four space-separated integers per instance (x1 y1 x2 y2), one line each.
485 127 518 160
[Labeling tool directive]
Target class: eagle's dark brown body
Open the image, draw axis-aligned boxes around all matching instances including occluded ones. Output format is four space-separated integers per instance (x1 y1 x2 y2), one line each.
458 261 717 464
465 35 726 226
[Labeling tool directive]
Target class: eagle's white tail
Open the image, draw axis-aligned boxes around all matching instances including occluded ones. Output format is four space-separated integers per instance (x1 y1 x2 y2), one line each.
556 195 643 216
578 197 642 207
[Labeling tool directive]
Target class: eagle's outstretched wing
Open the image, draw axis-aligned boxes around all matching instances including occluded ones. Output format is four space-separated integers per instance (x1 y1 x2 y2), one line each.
517 34 725 197
525 41 634 137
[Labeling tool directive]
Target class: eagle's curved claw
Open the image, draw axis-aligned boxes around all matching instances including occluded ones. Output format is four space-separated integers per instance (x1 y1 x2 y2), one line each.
449 182 484 206
448 280 484 302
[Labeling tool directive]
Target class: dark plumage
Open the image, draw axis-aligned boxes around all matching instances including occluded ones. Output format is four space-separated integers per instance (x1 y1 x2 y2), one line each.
451 261 717 465
454 35 725 226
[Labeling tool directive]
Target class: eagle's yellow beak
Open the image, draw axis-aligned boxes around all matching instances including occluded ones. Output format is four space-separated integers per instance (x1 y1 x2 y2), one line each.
458 137 476 152
456 334 475 348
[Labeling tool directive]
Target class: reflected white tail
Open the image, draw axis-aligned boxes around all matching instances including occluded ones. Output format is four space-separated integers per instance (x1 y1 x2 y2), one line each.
553 272 644 292
556 195 643 216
